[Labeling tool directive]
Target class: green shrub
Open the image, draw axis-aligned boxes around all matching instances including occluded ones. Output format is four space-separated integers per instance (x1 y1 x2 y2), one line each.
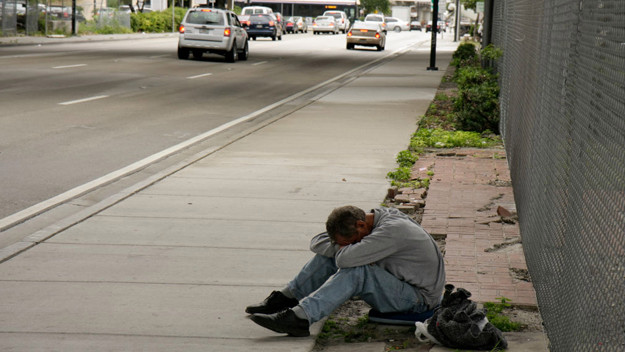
453 66 500 133
396 150 418 167
79 20 133 34
131 7 186 33
454 65 495 89
387 166 412 183
451 42 478 68
410 128 499 149
481 43 503 62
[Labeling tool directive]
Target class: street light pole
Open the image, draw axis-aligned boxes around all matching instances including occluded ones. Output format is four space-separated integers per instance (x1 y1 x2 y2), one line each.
427 0 439 71
72 0 77 35
454 0 460 42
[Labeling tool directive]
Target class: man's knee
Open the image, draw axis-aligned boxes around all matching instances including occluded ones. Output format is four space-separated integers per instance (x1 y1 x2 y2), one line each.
333 265 366 280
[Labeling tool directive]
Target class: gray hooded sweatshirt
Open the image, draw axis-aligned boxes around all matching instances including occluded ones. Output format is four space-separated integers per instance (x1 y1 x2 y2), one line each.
310 207 446 309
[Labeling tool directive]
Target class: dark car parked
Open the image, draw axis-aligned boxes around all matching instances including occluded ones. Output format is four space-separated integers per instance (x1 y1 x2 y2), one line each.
246 13 283 41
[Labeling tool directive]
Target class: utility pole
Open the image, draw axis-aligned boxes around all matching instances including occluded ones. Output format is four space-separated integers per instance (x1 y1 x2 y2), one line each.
427 0 439 71
72 0 77 35
483 0 493 47
454 0 460 42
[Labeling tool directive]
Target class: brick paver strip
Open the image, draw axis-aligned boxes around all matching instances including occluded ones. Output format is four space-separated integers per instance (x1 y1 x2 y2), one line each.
420 148 538 307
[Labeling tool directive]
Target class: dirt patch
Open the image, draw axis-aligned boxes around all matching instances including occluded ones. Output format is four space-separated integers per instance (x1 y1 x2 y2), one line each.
313 299 426 351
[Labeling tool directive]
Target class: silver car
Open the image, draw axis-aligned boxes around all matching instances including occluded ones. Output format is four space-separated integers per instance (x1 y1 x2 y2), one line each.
312 16 339 35
178 8 249 62
346 21 386 51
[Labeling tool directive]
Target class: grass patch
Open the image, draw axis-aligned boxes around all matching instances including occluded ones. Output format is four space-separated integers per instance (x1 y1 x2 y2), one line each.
317 315 377 343
410 128 501 150
484 297 523 332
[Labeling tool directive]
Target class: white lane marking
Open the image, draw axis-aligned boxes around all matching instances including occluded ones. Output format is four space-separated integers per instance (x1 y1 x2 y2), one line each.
252 61 267 66
187 73 213 79
53 64 87 69
0 52 75 59
58 95 109 105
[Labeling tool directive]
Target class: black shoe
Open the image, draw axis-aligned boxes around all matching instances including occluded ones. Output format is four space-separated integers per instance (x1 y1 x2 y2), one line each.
245 291 298 315
250 309 310 337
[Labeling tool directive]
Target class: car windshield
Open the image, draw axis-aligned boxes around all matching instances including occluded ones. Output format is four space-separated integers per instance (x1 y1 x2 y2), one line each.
326 13 341 19
317 16 331 21
366 16 382 22
187 10 224 25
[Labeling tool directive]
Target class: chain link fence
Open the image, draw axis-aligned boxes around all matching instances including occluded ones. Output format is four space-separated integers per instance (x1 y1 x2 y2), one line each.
1 0 18 35
1 0 130 36
491 0 625 350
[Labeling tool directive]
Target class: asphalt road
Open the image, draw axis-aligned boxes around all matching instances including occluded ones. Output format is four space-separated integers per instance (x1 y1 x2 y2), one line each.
0 30 431 241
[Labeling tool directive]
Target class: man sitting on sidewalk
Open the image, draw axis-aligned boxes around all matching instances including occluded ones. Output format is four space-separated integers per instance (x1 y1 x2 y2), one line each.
246 205 446 337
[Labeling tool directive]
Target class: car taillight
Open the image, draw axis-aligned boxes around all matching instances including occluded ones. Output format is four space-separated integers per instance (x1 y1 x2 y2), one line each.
224 27 231 36
347 31 352 36
179 25 185 33
269 20 275 26
375 32 380 38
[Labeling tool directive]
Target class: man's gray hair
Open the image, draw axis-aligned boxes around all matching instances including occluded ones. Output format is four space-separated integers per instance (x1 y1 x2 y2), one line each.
325 205 366 241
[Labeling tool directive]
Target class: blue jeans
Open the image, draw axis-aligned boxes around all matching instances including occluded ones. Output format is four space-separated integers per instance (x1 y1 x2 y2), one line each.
286 254 429 324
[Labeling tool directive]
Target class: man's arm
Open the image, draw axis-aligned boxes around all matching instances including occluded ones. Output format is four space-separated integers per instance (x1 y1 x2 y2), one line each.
334 230 396 268
309 232 340 257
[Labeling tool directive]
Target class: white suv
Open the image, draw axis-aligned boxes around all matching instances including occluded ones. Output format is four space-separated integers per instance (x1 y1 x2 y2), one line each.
364 14 387 33
241 6 273 15
178 8 249 62
322 10 350 33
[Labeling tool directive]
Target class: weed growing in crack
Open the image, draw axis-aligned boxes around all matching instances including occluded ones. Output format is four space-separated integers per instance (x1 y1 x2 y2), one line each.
484 297 523 332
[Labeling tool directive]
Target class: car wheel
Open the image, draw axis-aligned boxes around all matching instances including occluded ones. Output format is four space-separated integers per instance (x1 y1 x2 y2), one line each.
225 41 238 63
239 40 249 61
192 49 202 59
252 36 256 40
376 44 383 51
177 47 189 60
346 43 353 50
279 33 282 40
394 26 401 32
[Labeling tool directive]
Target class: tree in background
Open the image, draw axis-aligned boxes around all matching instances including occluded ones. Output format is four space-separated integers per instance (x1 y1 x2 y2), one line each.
360 0 390 16
461 0 477 11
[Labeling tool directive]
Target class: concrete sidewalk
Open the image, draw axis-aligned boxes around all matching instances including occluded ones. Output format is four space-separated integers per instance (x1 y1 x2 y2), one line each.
0 35 547 351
